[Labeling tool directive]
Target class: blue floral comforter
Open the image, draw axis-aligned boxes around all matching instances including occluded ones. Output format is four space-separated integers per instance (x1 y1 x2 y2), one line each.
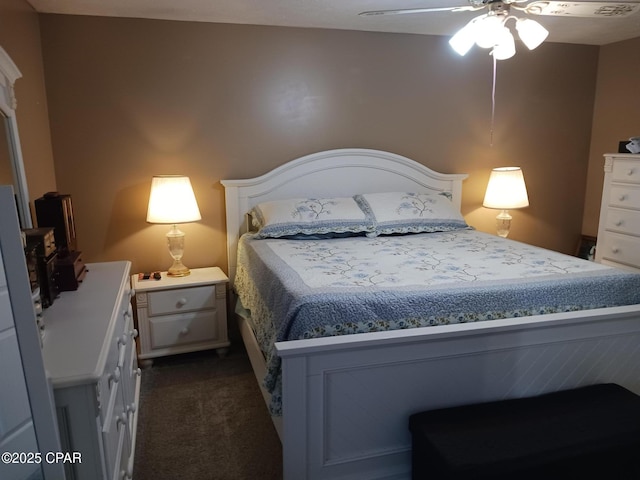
234 229 640 415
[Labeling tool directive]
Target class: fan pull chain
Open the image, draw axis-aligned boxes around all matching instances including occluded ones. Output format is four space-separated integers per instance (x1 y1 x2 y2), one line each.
490 54 497 147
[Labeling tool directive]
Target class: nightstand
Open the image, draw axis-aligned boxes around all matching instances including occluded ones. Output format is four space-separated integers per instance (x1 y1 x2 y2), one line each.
132 267 230 366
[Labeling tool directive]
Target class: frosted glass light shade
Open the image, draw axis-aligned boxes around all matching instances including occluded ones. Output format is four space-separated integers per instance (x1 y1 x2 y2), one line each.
492 27 516 60
515 18 549 50
449 18 478 55
474 15 504 49
483 167 529 210
146 175 202 224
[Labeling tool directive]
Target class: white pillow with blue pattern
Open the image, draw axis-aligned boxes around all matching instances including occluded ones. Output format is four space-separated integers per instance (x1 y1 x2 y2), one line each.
250 197 376 239
355 192 469 237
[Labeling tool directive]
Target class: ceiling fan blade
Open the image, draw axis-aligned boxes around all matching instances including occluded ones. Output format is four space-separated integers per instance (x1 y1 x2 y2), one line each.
520 1 640 17
359 6 479 16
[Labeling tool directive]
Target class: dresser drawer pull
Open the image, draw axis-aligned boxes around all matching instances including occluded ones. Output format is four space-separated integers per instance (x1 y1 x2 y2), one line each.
628 168 636 176
612 247 620 254
177 297 188 307
615 220 625 227
102 378 121 433
108 367 121 385
116 413 127 427
618 194 628 202
126 402 137 415
118 344 127 369
179 327 190 336
121 465 134 480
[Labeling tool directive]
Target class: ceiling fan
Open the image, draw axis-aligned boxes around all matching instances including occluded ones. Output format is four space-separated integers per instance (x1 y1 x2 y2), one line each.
360 1 640 59
359 1 640 19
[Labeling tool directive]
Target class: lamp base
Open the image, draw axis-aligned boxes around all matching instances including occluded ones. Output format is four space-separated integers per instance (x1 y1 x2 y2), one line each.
166 224 190 276
167 259 190 277
496 209 513 238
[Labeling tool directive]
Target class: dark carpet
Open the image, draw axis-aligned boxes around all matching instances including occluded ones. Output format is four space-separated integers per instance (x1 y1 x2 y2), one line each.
133 344 282 480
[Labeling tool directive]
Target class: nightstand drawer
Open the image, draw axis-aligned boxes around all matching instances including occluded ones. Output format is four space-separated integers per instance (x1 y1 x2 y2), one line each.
148 285 215 316
150 311 218 349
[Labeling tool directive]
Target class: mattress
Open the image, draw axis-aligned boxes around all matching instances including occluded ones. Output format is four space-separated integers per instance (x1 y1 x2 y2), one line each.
234 229 640 414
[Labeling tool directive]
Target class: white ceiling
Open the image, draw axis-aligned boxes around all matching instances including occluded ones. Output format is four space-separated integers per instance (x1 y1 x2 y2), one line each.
26 0 640 45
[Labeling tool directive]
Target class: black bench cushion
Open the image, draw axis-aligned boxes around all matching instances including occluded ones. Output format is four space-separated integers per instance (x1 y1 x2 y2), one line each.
409 384 640 479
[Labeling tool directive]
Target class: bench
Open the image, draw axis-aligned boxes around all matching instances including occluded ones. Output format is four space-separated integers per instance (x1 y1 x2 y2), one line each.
409 384 640 479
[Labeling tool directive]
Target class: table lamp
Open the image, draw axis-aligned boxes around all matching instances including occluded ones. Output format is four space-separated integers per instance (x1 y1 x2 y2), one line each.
483 167 529 238
146 175 201 276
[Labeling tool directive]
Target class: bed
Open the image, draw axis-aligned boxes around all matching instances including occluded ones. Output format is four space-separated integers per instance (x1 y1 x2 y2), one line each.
221 148 640 480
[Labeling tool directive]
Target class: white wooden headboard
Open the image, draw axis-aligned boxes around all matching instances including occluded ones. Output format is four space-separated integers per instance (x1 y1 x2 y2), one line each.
220 148 468 282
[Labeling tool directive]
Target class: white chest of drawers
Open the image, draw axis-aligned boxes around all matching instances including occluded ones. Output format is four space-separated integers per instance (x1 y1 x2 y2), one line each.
42 261 140 480
133 267 229 365
595 154 640 272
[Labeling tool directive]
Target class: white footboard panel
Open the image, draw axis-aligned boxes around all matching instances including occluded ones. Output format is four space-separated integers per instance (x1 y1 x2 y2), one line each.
276 305 640 480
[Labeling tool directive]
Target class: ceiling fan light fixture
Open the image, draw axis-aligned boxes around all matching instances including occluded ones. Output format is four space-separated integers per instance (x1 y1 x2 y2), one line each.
449 18 478 55
515 18 549 50
474 15 505 48
491 27 516 60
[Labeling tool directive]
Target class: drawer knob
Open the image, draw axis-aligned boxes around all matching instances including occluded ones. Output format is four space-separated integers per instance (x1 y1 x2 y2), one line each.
619 194 628 202
179 327 190 336
628 168 635 176
615 220 624 227
177 297 188 307
116 413 127 427
109 367 121 384
612 247 620 254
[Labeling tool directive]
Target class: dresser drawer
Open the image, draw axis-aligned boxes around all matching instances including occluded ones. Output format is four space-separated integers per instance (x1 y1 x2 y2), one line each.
150 311 219 349
147 285 215 316
603 207 640 237
612 159 640 184
608 185 640 210
599 232 640 269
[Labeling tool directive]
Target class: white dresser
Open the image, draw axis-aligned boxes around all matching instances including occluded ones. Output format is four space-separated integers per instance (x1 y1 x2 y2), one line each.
595 153 640 272
42 261 140 480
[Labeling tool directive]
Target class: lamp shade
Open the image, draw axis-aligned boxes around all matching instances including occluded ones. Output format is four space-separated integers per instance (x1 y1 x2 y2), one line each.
146 175 202 224
483 167 529 210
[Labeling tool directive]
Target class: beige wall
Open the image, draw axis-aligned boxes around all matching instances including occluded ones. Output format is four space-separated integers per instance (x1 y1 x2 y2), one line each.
0 0 57 214
583 36 640 237
39 14 599 275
